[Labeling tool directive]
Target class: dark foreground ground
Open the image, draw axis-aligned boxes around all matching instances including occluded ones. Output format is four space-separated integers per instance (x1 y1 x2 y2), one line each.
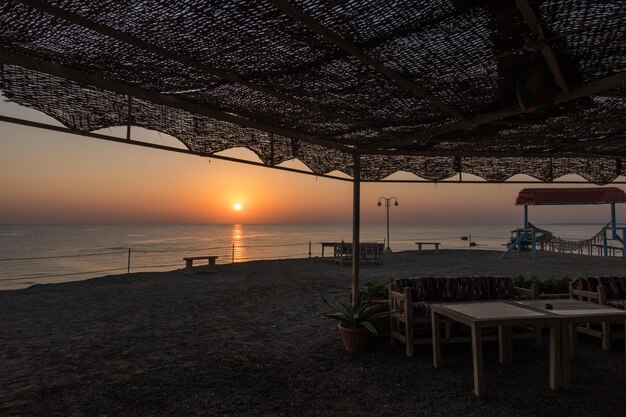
1 250 625 416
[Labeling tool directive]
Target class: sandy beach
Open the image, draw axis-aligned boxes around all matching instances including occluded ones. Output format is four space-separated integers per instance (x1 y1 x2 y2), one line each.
1 249 625 416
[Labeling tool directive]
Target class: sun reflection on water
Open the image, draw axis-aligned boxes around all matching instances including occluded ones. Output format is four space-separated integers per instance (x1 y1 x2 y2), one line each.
231 224 246 262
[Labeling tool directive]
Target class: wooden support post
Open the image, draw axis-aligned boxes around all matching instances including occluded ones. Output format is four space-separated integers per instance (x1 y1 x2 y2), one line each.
127 248 131 273
611 203 617 239
524 204 528 229
389 286 395 346
308 241 311 258
351 154 360 303
516 0 570 93
404 287 414 357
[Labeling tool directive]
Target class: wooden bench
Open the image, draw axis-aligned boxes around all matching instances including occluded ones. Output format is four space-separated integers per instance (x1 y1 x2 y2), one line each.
183 256 218 273
415 242 441 253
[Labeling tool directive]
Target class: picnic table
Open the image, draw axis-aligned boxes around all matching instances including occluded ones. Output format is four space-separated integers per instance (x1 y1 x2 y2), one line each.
333 242 384 265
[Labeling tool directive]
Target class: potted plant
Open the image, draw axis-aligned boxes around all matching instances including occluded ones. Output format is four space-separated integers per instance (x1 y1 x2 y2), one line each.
323 295 388 352
360 281 392 336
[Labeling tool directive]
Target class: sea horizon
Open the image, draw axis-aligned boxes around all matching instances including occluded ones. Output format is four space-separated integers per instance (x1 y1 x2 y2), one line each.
1 222 623 291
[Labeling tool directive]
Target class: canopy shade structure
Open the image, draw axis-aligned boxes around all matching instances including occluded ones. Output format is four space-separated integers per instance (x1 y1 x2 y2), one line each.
1 0 626 184
515 187 626 206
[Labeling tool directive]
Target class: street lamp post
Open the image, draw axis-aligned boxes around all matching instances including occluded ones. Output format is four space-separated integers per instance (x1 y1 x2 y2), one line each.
378 197 398 253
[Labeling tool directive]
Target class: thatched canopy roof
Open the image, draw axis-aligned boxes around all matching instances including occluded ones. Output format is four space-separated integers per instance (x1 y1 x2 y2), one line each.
1 0 625 183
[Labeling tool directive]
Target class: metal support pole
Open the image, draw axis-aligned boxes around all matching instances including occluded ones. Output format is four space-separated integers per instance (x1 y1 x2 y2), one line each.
531 227 537 259
516 230 522 255
127 248 131 273
308 241 311 258
603 231 608 257
232 244 235 263
524 204 528 229
386 203 390 251
469 234 472 250
352 154 361 303
378 196 398 253
611 203 617 240
126 95 132 141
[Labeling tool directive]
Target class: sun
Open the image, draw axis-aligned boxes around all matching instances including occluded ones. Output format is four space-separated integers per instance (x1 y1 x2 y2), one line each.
233 203 242 211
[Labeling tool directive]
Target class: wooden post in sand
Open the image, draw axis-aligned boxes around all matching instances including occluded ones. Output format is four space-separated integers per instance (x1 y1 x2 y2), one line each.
127 248 131 273
352 154 360 303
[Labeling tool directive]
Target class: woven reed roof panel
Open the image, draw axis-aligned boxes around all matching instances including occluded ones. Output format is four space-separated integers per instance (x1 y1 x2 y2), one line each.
1 0 625 184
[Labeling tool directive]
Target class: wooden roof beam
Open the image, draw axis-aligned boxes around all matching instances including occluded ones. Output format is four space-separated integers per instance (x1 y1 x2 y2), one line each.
487 120 626 130
0 49 354 154
14 0 382 134
362 71 626 151
363 148 626 159
516 0 570 93
268 0 465 121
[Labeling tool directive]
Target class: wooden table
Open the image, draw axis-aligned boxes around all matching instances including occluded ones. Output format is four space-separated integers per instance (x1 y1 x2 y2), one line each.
320 242 338 258
415 242 441 253
431 301 561 397
515 299 626 389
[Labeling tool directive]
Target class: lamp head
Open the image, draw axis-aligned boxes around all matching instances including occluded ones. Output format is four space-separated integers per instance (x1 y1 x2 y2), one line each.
377 201 382 206
394 201 399 206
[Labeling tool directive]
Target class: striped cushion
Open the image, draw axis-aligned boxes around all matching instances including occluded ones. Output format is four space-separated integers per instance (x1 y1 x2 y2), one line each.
393 276 515 317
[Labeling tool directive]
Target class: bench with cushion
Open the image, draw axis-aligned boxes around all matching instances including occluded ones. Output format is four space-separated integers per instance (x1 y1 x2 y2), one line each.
389 276 538 356
570 276 626 310
569 276 626 349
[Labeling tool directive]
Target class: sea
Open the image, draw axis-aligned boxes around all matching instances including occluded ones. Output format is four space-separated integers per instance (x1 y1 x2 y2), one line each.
0 223 621 290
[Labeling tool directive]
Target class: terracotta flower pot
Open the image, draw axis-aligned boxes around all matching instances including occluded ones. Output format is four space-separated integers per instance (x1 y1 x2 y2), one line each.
338 324 369 352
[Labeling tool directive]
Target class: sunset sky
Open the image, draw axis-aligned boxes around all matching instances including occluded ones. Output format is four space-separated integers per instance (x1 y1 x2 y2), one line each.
1 96 624 225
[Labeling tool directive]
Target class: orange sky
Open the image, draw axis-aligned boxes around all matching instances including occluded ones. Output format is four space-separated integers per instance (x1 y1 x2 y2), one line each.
1 97 625 225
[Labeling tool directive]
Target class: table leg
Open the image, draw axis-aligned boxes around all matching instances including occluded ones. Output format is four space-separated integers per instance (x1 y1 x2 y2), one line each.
498 326 513 364
556 322 567 391
601 321 611 350
471 325 485 397
185 259 193 272
568 323 577 359
208 257 217 272
432 311 442 368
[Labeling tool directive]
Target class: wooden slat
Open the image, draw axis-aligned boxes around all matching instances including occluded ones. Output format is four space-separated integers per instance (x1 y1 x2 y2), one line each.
268 0 464 120
516 0 570 93
14 0 382 133
487 119 626 130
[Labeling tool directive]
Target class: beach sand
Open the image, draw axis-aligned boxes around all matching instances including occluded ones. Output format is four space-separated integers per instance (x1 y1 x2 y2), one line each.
1 250 625 416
